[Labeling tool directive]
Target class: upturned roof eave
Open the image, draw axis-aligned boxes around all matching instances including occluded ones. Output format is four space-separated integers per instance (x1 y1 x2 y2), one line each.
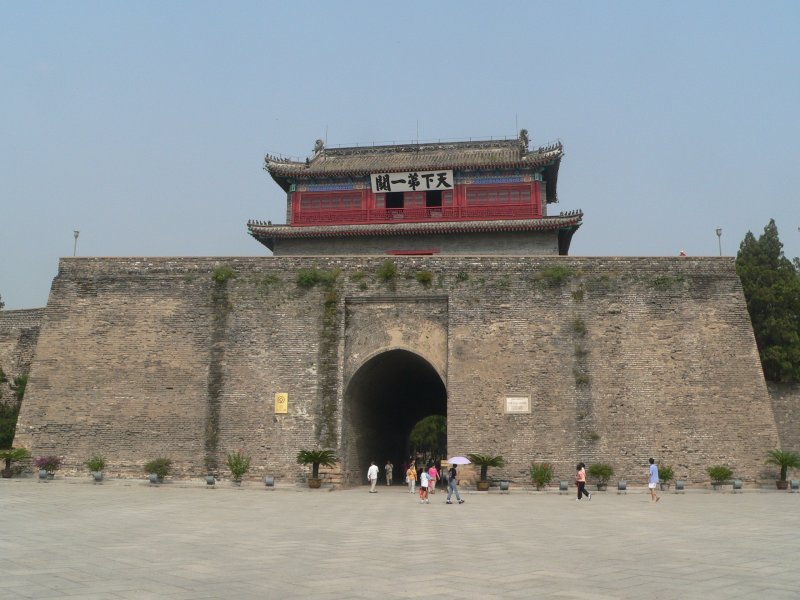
247 213 583 242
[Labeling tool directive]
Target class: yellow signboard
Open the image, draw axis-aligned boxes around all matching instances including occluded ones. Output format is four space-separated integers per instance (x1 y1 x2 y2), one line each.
274 393 288 414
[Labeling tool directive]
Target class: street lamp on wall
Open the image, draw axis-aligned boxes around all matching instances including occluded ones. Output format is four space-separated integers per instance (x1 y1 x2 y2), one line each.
715 228 722 256
73 230 80 257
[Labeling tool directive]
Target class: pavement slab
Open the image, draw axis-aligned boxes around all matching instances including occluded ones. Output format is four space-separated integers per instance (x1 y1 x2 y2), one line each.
1 479 798 599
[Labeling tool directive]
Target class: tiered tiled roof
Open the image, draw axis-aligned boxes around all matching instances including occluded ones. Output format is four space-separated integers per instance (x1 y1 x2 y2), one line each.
248 211 583 252
265 132 563 203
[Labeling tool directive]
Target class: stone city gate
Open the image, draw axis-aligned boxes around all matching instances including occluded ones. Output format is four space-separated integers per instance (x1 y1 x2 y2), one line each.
339 296 448 485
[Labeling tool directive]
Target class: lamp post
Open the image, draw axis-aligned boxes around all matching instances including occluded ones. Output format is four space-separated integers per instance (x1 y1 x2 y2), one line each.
73 230 79 257
715 228 722 256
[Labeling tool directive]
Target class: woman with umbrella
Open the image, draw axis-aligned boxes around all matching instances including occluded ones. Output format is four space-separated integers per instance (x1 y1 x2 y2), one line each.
446 456 468 504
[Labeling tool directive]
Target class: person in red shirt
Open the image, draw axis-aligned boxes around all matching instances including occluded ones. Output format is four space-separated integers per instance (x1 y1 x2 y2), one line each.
575 462 592 501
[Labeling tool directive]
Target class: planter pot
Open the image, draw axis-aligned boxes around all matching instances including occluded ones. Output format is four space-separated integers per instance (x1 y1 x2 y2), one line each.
596 483 608 491
148 473 161 484
476 480 490 491
308 477 322 489
660 482 671 491
1 469 11 478
776 480 789 490
711 482 726 491
38 469 49 481
205 475 216 486
92 471 103 483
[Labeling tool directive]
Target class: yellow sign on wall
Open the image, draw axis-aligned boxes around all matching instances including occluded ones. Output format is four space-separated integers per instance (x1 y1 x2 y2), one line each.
274 393 288 414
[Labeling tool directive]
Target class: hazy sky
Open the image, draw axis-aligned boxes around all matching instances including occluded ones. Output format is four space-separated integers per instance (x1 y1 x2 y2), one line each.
2 1 799 309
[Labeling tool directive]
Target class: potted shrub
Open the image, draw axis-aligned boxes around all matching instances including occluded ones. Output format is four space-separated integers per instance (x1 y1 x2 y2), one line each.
35 455 62 479
588 463 614 491
530 462 555 491
226 450 252 485
467 453 505 491
707 465 733 490
144 457 172 483
0 447 31 478
85 454 106 482
658 464 675 491
766 449 800 490
296 449 337 488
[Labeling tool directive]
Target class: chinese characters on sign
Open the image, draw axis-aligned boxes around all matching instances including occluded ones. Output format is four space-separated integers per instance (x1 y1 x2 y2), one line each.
370 170 454 193
274 393 288 414
505 396 530 414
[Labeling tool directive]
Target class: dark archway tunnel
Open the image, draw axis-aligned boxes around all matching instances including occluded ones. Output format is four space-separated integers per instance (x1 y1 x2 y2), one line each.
344 349 446 483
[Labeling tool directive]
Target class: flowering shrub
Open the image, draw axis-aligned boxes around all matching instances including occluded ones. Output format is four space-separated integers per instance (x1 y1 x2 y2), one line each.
530 462 555 489
35 455 62 473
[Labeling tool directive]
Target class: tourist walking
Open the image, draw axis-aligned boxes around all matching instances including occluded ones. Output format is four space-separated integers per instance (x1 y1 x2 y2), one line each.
419 469 430 503
385 460 393 486
575 462 591 501
406 463 417 494
427 463 439 495
367 461 379 493
446 464 464 504
648 458 661 502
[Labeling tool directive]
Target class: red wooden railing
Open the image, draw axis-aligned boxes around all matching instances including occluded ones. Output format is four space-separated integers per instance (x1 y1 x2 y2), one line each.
292 204 540 226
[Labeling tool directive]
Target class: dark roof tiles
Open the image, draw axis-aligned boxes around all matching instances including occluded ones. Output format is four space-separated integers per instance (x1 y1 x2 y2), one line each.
265 138 563 179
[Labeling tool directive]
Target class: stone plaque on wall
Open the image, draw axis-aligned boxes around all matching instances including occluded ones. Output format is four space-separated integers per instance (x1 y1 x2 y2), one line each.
505 396 530 414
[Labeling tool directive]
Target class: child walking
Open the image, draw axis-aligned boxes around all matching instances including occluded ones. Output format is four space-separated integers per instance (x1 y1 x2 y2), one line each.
419 469 430 503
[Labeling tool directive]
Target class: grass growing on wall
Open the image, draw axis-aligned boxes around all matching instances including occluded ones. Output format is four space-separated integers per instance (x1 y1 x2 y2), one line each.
538 265 574 285
377 260 397 281
205 271 233 473
211 264 237 283
297 267 340 288
415 270 433 286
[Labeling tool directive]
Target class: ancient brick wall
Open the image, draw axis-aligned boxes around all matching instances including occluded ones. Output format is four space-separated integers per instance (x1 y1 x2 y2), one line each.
14 256 780 485
768 383 800 456
0 308 44 404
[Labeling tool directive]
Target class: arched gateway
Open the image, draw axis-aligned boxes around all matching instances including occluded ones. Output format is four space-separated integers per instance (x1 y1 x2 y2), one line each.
341 349 446 485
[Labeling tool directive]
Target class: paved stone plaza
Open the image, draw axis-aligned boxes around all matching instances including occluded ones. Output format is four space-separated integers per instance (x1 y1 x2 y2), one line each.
1 478 798 599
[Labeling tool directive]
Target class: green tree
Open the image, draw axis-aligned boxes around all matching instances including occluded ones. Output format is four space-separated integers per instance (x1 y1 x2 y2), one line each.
0 369 23 449
736 220 800 382
408 415 446 460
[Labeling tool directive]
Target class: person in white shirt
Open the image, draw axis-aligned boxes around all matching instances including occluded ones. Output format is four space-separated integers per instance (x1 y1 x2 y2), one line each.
367 461 379 493
419 470 430 503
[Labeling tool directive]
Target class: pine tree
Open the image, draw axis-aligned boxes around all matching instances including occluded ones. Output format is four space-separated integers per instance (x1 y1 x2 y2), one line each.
736 220 800 382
